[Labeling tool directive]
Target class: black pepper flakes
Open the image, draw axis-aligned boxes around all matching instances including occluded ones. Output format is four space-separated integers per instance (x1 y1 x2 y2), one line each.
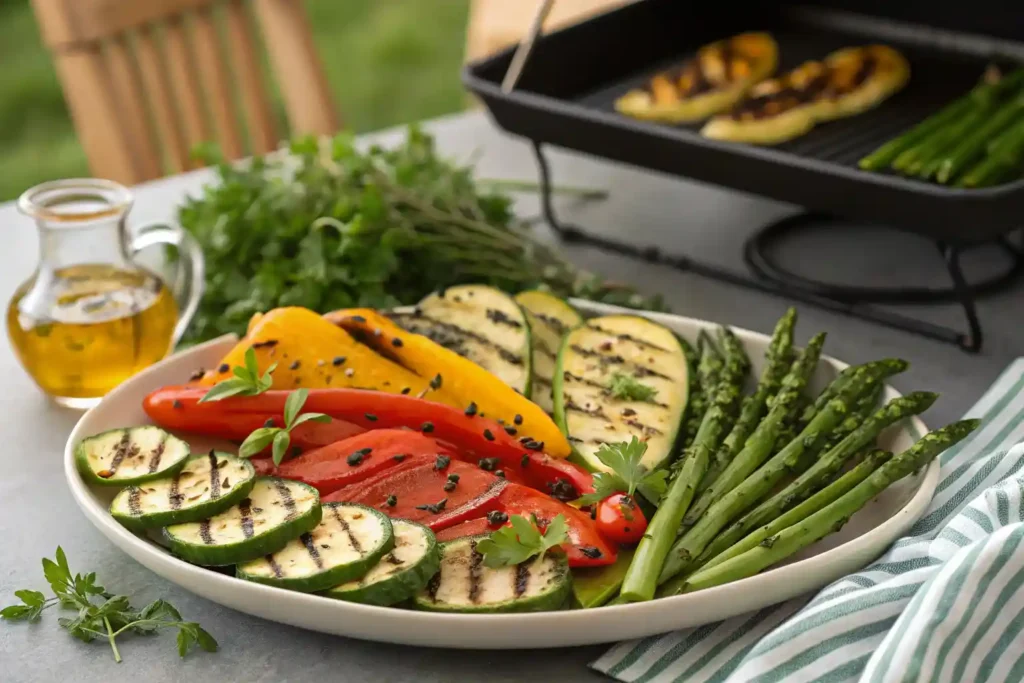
189 368 205 381
521 454 530 468
218 363 230 373
391 337 404 347
393 454 408 462
464 402 478 417
447 473 460 483
290 360 301 370
443 481 456 492
415 498 447 514
429 374 443 391
386 495 397 507
252 339 278 349
351 315 366 323
504 425 517 436
401 387 411 395
580 546 603 559
434 455 451 471
622 407 637 417
347 451 366 466
365 413 378 422
172 400 183 410
483 429 495 441
478 457 500 472
513 414 523 425
421 421 435 433
495 470 506 478
332 356 346 366
487 510 508 526
264 418 276 428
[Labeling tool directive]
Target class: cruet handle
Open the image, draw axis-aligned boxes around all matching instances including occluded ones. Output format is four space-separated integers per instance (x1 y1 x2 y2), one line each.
130 223 205 347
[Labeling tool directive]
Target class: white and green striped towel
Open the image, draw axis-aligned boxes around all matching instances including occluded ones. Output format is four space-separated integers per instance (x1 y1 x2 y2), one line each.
594 358 1024 683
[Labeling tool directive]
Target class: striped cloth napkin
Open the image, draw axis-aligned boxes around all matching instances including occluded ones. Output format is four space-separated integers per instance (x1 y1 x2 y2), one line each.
593 358 1024 683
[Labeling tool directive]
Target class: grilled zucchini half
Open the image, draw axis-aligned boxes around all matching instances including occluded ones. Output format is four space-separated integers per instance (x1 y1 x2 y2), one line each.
76 426 191 486
237 503 394 593
413 536 571 613
553 315 689 474
110 452 256 532
392 285 532 395
615 32 778 123
163 477 321 567
514 291 582 414
324 519 440 606
702 44 909 145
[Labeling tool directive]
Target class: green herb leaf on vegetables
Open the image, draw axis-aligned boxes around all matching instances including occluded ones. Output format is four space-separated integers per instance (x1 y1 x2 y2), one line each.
574 437 668 506
606 373 658 403
477 514 569 568
199 347 276 403
238 388 331 464
2 547 216 663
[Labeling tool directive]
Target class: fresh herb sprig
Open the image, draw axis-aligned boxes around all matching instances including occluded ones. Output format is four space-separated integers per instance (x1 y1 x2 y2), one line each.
199 347 275 402
606 373 658 403
1 547 216 663
476 514 568 568
574 437 668 506
238 388 330 465
178 127 665 345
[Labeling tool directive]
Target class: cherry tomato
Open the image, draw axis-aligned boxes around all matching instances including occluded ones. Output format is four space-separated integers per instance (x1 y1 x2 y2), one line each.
596 493 647 545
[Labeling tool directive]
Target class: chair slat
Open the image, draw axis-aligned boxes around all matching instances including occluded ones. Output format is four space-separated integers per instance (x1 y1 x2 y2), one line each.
164 16 210 159
225 0 277 154
104 35 162 180
254 0 338 135
135 25 190 172
191 7 244 160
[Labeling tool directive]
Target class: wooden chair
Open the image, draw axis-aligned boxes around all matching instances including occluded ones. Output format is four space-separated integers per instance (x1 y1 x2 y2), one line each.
31 0 340 184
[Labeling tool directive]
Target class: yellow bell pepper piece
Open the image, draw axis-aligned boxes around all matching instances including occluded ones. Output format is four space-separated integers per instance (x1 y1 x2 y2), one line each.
324 308 572 458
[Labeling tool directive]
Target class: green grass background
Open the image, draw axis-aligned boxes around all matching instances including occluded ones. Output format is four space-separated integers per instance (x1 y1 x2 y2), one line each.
0 0 470 201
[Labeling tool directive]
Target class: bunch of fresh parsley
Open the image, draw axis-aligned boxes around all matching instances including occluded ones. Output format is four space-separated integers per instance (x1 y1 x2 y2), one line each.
574 437 668 506
1 548 216 663
477 514 569 568
178 126 665 345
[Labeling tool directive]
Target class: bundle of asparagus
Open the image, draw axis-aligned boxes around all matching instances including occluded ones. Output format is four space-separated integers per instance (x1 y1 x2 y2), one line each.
859 67 1024 187
617 308 978 601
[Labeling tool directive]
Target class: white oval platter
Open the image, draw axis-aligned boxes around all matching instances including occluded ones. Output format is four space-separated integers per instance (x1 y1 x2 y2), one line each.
64 302 935 649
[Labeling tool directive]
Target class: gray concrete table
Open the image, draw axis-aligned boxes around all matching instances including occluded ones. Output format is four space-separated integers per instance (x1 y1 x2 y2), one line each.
1 111 1021 682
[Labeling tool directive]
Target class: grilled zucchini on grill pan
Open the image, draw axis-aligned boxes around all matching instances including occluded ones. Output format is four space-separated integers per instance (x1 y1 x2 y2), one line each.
615 32 778 123
702 45 910 145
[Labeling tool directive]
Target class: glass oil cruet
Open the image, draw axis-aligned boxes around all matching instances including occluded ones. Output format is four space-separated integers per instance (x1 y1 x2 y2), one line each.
6 179 203 408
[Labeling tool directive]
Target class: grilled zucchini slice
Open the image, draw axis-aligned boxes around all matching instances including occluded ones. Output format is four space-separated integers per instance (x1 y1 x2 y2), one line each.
237 503 393 593
394 285 532 395
76 426 191 486
413 536 570 613
514 291 582 414
615 32 778 123
324 519 440 605
703 45 909 145
553 315 689 474
164 477 321 566
110 452 256 532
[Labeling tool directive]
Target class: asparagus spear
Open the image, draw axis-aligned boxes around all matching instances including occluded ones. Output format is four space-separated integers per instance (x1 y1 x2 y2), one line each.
959 117 1024 187
820 382 884 452
659 358 910 588
677 390 937 583
681 334 828 530
896 107 989 176
798 365 856 427
680 420 980 593
936 94 1024 184
678 337 707 450
701 310 797 494
861 67 1024 171
620 332 746 602
698 449 893 573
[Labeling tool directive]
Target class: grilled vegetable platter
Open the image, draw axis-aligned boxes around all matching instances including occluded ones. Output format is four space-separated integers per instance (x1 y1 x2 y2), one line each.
72 285 975 615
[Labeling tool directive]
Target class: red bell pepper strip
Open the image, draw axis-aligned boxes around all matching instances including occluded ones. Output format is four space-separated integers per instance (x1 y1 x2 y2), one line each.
250 429 454 495
498 484 617 567
143 386 364 450
434 518 493 543
322 459 506 531
143 386 592 494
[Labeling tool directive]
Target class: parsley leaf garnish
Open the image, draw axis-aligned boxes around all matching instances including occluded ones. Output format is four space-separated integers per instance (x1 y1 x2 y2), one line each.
1 547 216 663
238 388 331 465
606 373 658 403
476 514 568 568
199 347 276 403
573 437 668 506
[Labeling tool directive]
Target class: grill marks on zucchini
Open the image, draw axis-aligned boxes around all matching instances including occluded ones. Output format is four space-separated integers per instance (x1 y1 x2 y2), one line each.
554 315 689 475
414 536 571 613
515 291 583 414
236 503 394 593
239 498 255 539
76 426 191 486
110 452 256 532
398 285 533 395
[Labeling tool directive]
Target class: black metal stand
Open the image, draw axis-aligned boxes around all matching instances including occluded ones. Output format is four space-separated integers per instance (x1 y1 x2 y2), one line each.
530 141 1024 353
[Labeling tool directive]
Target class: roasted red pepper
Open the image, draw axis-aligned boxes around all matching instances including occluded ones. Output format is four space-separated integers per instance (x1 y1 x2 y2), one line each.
143 386 592 495
322 459 506 530
434 518 493 543
251 429 453 495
